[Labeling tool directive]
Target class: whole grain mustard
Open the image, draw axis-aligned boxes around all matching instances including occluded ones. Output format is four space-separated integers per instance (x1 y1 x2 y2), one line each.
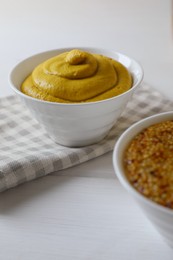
21 49 132 103
124 120 173 209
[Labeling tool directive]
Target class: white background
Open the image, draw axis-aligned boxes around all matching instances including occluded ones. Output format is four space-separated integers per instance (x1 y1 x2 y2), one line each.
0 0 173 98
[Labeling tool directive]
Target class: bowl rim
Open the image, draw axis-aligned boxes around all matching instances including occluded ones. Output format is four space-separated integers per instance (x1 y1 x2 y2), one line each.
9 47 144 107
113 111 173 215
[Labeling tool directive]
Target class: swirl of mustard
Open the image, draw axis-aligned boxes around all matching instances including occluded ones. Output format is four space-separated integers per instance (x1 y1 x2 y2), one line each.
21 49 132 103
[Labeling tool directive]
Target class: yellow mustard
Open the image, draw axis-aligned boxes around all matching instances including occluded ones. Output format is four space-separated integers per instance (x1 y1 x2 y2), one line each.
21 49 132 103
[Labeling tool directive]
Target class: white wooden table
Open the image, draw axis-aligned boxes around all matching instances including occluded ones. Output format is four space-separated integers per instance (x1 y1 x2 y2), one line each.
0 1 173 259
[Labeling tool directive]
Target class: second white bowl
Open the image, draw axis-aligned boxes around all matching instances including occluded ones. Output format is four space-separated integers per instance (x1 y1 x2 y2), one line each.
113 111 173 247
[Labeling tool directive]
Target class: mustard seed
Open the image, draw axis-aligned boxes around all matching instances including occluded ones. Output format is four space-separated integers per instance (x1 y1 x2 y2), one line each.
124 120 173 209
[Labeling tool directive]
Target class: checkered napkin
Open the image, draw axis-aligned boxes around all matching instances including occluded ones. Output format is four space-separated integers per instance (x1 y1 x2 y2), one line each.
0 83 173 192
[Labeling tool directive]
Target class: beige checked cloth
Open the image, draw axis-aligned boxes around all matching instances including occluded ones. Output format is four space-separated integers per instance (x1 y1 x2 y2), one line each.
0 83 173 192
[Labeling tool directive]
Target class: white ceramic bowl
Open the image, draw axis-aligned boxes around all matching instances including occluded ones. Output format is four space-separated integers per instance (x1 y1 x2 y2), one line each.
9 47 143 147
113 111 173 247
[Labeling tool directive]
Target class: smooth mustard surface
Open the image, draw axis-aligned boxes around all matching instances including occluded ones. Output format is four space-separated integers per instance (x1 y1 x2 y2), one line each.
21 49 132 103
